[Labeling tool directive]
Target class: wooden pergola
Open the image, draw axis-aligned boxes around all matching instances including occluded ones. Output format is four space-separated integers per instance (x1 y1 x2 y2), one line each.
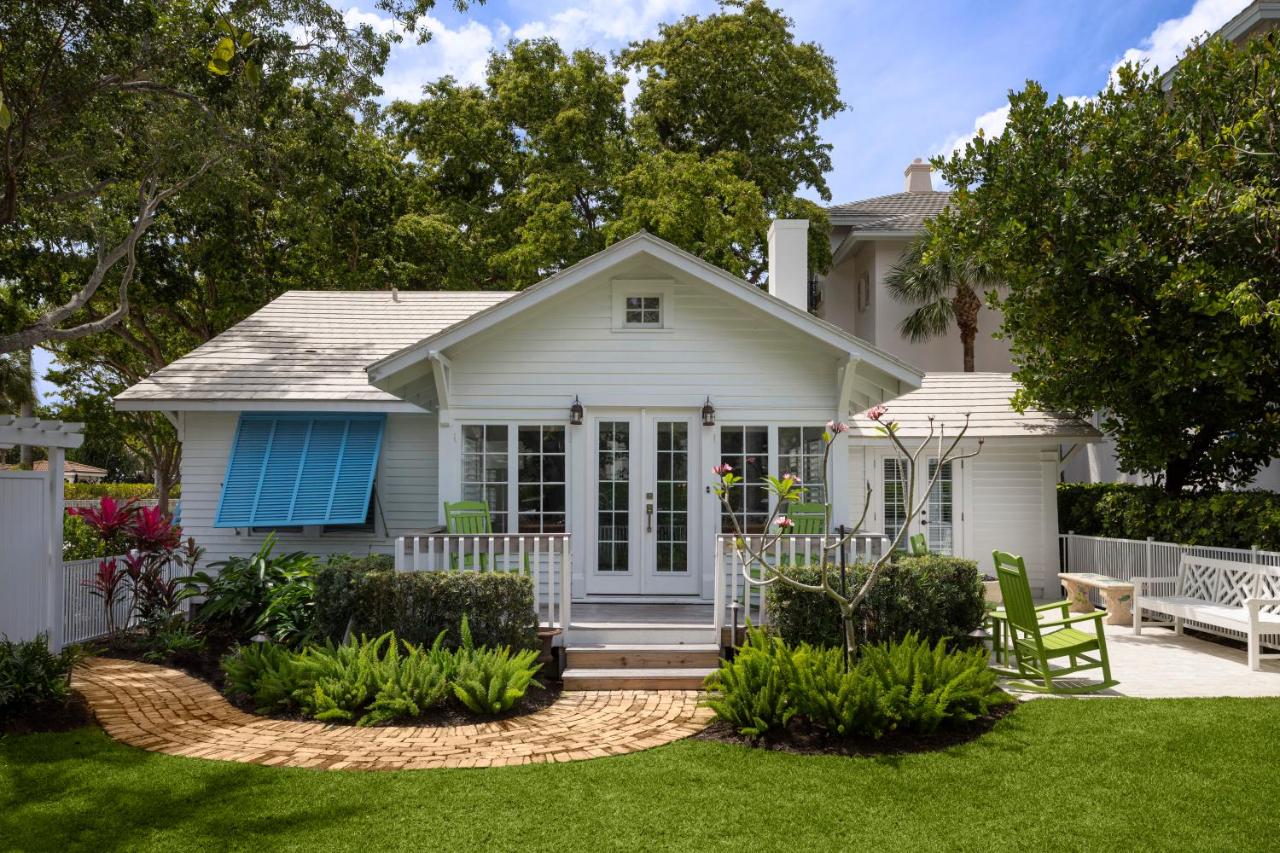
0 416 84 649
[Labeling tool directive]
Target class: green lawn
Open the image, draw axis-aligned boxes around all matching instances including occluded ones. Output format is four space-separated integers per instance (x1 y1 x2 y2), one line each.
3 698 1276 852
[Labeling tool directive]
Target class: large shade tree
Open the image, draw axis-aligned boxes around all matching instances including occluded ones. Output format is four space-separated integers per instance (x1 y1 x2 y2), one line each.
932 33 1280 492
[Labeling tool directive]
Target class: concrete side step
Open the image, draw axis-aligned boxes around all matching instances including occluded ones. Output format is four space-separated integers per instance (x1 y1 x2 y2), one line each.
562 667 716 691
567 624 718 646
566 644 721 670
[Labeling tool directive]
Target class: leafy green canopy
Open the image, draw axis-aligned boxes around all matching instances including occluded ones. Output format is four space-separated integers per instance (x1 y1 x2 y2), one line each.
390 0 844 287
932 34 1280 492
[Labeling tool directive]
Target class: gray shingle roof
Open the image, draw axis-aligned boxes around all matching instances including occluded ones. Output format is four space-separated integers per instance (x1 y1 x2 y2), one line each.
848 373 1100 440
115 290 513 406
827 190 952 232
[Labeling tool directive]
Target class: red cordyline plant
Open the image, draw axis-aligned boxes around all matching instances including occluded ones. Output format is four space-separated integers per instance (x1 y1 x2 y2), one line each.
715 405 983 663
72 497 203 639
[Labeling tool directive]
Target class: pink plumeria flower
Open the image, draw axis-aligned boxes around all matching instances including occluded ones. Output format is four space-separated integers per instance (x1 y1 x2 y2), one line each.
826 419 849 434
776 516 795 529
712 463 734 476
782 471 801 484
866 405 888 421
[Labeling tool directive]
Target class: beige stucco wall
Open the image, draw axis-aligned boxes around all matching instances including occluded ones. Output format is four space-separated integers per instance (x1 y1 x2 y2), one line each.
820 237 1012 374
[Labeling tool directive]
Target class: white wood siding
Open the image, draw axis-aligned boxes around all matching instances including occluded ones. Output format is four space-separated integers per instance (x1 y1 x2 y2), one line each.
179 411 438 567
849 440 1060 596
444 259 845 418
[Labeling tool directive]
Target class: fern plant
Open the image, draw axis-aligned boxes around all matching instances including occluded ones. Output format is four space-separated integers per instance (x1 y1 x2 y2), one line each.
450 615 542 715
361 632 450 727
859 633 1010 734
790 643 897 739
703 627 797 737
296 633 385 723
221 641 308 715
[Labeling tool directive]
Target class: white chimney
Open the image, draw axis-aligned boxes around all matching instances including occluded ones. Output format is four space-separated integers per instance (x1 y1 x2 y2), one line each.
767 219 809 311
904 157 933 193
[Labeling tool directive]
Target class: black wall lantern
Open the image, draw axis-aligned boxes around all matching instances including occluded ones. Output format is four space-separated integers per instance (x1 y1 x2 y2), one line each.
701 397 716 427
569 395 584 426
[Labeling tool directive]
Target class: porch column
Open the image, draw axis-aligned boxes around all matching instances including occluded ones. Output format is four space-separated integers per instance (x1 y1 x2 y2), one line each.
1038 448 1060 598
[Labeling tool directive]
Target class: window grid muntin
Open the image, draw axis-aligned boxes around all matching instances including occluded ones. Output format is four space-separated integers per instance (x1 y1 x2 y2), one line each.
462 424 509 532
778 426 828 505
926 458 954 555
720 425 770 534
883 457 909 542
517 425 566 533
597 421 630 572
624 295 662 327
655 421 689 572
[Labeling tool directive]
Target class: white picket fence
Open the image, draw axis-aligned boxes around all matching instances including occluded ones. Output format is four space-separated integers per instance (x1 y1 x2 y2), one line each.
61 555 186 646
64 498 159 510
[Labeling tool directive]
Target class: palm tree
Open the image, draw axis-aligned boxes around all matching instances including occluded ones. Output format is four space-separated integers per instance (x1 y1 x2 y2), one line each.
885 236 996 372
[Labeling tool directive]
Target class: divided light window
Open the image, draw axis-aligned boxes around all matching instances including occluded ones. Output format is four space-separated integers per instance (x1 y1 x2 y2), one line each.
778 427 827 504
719 426 769 533
883 458 908 541
624 295 661 327
462 424 566 534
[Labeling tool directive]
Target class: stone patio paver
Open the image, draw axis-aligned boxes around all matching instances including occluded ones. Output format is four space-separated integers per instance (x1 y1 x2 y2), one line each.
73 657 713 771
1005 622 1280 698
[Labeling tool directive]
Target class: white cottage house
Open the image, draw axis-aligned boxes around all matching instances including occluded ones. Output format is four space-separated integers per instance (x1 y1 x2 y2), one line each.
115 225 1096 683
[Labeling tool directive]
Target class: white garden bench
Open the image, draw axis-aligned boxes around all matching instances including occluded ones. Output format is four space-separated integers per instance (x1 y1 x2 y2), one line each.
1134 555 1280 671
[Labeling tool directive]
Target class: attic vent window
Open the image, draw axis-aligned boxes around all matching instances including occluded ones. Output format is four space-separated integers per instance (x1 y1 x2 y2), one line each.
624 296 662 327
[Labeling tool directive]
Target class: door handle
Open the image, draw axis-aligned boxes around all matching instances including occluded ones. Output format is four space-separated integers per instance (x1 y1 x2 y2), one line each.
646 502 654 533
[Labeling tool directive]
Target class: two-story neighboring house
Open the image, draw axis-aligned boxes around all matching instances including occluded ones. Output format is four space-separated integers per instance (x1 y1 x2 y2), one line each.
817 159 1010 374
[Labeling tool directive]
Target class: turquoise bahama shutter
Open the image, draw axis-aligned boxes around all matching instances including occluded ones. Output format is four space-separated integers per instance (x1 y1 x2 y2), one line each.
214 414 386 528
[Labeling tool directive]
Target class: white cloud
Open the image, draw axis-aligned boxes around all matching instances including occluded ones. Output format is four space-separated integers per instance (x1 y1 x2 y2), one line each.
513 0 701 51
937 97 1089 158
940 0 1249 159
1111 0 1250 78
374 12 512 100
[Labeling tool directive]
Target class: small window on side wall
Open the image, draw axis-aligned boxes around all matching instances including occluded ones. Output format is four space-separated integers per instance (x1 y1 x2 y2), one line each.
624 295 662 327
611 280 674 331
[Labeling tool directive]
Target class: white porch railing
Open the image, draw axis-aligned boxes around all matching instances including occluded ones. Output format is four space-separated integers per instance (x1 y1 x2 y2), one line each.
1059 532 1280 647
394 534 571 632
61 555 186 646
716 532 892 631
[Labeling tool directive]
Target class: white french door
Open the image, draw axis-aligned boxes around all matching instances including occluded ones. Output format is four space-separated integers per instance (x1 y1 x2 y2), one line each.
876 452 962 556
586 412 701 596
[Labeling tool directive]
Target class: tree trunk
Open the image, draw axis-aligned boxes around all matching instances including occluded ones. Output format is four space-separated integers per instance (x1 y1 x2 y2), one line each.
1163 424 1220 494
952 286 981 373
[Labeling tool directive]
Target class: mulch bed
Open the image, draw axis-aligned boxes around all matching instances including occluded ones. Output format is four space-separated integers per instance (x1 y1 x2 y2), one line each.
93 637 563 728
692 701 1018 758
1 692 94 736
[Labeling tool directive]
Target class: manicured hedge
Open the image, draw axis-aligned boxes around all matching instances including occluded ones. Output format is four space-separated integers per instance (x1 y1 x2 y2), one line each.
314 556 539 652
1057 483 1280 550
63 482 181 500
766 555 986 649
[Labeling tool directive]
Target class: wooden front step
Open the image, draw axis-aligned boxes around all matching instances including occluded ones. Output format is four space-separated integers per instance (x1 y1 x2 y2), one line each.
566 644 721 670
561 667 716 691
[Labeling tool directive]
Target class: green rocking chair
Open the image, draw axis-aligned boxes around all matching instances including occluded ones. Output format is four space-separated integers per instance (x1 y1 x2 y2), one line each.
442 500 530 572
992 550 1117 694
777 502 828 566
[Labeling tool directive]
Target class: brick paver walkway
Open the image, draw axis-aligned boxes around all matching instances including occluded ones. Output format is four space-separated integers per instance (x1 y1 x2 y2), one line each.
74 657 713 771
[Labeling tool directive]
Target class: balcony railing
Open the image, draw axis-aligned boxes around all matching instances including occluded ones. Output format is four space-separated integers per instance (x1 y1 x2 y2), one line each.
393 534 571 631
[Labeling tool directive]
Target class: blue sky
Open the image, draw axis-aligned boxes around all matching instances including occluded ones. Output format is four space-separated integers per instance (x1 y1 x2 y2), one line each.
31 0 1251 402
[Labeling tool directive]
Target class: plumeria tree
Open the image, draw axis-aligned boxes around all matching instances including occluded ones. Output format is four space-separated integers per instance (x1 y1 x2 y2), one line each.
714 405 983 662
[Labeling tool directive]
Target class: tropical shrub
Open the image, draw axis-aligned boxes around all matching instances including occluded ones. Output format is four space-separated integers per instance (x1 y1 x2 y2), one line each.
1058 482 1280 550
0 634 83 720
450 616 541 715
703 631 1010 740
220 621 541 726
703 628 797 737
767 556 985 649
63 482 181 501
314 559 538 651
183 535 317 646
63 515 107 560
67 498 202 641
